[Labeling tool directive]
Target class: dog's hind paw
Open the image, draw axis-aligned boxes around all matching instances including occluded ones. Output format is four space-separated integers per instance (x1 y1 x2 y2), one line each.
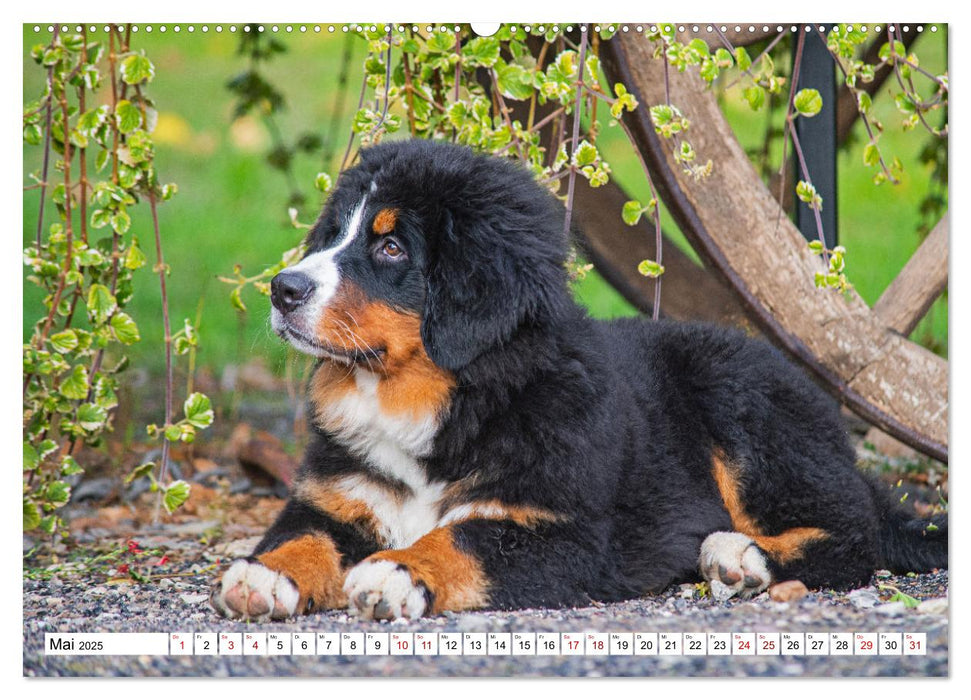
699 531 772 599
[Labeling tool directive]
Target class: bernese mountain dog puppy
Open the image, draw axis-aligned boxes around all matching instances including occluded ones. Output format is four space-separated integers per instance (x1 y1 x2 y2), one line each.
211 139 947 621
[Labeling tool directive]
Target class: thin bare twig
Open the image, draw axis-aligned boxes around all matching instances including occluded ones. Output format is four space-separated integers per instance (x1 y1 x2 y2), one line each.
34 26 60 250
148 189 174 524
562 26 589 239
339 71 369 173
776 28 805 227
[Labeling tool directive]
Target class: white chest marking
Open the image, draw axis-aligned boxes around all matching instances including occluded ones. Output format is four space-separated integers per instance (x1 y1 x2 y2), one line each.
319 369 440 475
319 368 446 548
335 474 446 549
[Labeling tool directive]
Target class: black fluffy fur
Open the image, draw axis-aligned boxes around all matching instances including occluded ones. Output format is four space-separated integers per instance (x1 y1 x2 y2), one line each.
258 139 947 610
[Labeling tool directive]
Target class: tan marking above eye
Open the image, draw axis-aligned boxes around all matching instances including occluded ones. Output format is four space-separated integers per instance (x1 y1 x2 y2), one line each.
372 208 398 235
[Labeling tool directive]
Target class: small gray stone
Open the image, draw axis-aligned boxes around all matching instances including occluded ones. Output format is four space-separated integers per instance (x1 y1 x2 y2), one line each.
179 593 209 606
710 579 737 602
848 588 880 609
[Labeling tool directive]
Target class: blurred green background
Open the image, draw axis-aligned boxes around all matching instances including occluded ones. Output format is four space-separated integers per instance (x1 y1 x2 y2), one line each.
23 24 948 381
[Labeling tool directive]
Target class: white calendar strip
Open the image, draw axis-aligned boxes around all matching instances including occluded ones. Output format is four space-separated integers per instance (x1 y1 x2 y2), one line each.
44 631 928 656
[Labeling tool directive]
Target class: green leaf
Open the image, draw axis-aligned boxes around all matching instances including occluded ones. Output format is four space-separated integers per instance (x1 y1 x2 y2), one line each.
572 140 598 168
77 403 108 431
120 54 155 85
61 455 84 476
793 88 823 117
111 208 132 235
863 143 881 167
110 312 141 345
124 241 147 270
426 31 455 55
796 180 822 210
23 499 41 531
45 480 72 508
125 461 156 485
314 172 333 194
495 62 534 101
163 480 191 514
464 37 501 68
77 247 105 267
60 365 90 400
895 93 916 115
86 283 117 324
808 240 824 254
49 330 79 354
24 123 42 145
734 46 751 72
164 424 183 442
183 392 214 429
743 85 766 111
115 100 142 134
622 200 644 226
90 208 112 230
24 443 39 471
878 41 906 62
637 259 665 278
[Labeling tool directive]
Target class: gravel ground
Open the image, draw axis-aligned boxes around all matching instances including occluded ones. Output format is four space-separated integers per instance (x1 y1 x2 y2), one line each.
23 529 949 678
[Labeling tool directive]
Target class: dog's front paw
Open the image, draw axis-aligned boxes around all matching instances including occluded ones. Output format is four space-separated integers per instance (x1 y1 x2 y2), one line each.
699 532 772 599
343 559 430 620
210 559 300 621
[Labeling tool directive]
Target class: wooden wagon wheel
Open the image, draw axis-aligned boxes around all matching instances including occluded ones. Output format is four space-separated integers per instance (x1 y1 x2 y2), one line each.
594 35 948 462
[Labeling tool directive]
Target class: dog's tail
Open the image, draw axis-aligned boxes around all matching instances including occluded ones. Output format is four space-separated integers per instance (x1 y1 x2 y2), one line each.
869 477 948 573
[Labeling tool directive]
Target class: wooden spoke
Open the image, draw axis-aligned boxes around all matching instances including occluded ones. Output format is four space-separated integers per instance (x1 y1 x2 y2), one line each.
873 213 948 336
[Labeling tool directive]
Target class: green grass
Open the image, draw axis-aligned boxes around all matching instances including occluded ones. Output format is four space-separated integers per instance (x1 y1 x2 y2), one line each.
23 27 947 377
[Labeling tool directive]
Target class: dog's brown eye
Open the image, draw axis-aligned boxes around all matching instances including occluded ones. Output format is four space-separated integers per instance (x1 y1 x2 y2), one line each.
381 239 404 259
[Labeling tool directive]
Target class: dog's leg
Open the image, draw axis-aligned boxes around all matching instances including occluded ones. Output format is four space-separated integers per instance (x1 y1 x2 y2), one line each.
343 518 607 620
705 450 878 593
211 497 379 621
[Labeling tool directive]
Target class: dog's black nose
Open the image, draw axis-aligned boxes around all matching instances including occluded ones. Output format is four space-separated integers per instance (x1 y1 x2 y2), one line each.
271 271 315 313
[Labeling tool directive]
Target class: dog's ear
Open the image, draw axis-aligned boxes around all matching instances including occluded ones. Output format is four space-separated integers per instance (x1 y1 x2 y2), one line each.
420 208 569 371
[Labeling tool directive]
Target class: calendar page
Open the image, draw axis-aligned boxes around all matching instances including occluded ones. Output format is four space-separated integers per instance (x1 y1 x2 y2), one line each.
21 7 950 683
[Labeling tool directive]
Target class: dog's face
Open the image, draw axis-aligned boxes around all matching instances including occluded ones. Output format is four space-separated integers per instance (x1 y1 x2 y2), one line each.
270 140 571 374
269 180 429 375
